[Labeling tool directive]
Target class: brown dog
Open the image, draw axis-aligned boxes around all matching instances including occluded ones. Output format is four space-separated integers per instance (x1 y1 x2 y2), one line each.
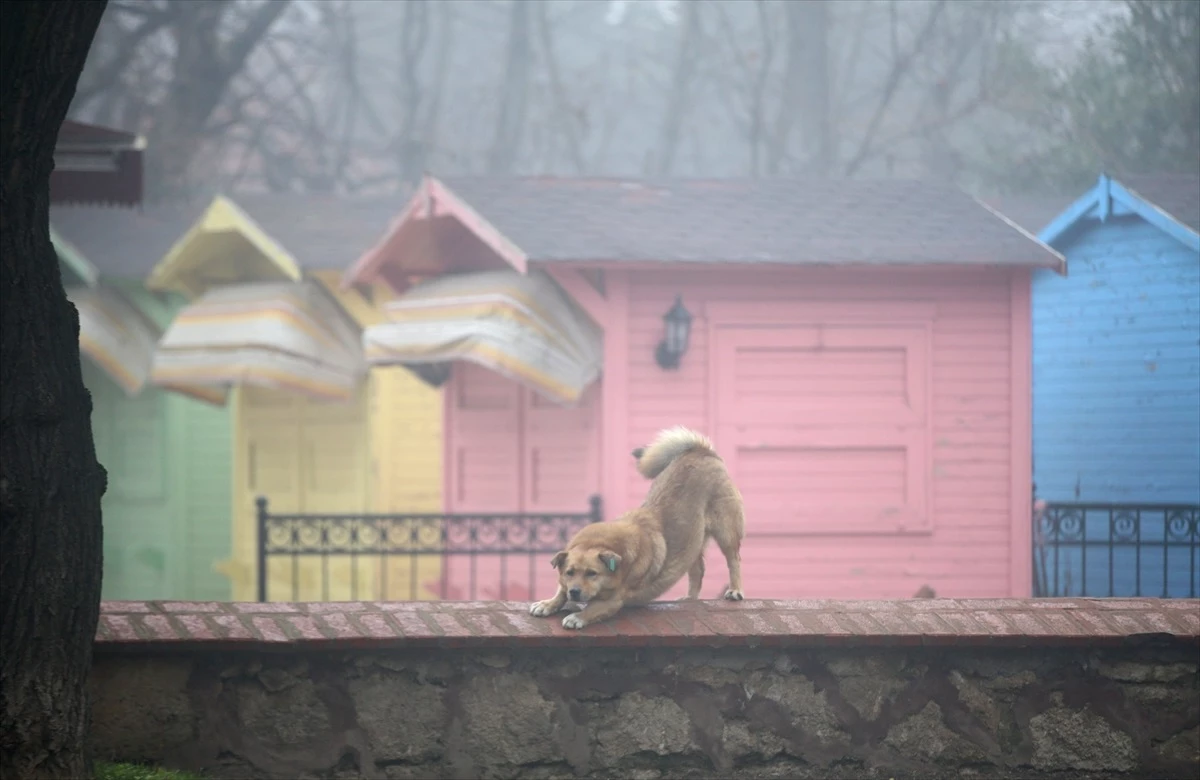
530 426 746 630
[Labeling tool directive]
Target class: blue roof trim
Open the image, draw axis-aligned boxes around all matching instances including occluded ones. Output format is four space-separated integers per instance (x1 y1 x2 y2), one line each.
1038 173 1200 253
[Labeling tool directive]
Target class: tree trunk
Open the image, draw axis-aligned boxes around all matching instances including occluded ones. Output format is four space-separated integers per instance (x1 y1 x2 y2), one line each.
0 2 109 779
487 0 532 175
764 0 801 177
652 0 702 177
797 0 832 177
397 0 430 182
766 0 830 177
148 0 288 199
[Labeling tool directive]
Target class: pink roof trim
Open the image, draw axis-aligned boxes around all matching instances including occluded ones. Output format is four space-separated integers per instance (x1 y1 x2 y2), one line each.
340 181 431 290
542 266 609 329
428 178 528 274
340 175 528 291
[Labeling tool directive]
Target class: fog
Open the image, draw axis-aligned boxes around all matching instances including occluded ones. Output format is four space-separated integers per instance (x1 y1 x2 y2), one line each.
68 0 1171 201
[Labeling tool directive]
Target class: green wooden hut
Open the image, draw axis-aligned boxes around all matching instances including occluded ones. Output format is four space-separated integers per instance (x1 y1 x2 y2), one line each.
52 205 234 601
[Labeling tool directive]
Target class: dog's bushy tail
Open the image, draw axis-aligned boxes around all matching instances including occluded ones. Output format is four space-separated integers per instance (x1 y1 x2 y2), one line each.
633 426 716 479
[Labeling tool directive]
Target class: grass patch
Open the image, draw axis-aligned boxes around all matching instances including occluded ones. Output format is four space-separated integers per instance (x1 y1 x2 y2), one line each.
95 762 204 780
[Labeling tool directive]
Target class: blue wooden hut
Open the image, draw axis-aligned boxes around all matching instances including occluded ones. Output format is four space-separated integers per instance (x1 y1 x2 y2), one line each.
1000 174 1199 598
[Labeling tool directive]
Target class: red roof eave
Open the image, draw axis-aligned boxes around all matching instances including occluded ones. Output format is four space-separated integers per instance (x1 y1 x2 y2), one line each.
51 120 146 208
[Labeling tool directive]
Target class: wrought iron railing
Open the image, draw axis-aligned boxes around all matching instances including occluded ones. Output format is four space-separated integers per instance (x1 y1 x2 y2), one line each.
256 495 603 603
1033 502 1199 598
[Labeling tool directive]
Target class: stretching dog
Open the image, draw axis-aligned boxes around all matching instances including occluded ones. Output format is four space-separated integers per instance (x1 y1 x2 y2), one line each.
530 426 746 630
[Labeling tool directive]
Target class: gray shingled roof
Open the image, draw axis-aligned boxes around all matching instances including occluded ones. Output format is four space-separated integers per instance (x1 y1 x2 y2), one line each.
232 192 409 271
50 192 410 279
50 202 205 279
988 175 1200 238
437 176 1062 269
1121 174 1200 234
984 194 1074 236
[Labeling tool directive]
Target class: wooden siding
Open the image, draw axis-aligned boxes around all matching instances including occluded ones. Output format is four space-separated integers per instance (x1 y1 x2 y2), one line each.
92 287 232 601
230 368 446 603
710 312 933 537
369 365 444 599
1033 216 1200 597
225 277 446 603
1034 218 1200 502
447 266 1025 602
231 385 371 602
447 363 601 516
624 268 1020 600
444 362 600 601
355 276 445 528
177 386 235 600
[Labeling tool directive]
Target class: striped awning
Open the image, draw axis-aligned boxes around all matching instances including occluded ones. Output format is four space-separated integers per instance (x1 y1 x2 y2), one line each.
66 284 161 396
362 270 602 406
150 280 365 405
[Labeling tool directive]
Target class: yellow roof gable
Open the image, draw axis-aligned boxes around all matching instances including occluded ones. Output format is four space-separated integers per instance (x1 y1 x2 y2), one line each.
146 195 303 299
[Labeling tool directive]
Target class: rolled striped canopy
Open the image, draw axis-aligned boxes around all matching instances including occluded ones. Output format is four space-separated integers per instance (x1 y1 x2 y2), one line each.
66 284 161 396
150 280 365 405
363 270 602 406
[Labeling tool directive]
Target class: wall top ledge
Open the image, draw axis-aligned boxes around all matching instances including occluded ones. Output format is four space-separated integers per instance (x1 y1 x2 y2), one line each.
93 598 1200 652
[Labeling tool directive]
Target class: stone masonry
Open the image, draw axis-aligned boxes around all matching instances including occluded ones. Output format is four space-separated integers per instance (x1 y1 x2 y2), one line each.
91 598 1200 779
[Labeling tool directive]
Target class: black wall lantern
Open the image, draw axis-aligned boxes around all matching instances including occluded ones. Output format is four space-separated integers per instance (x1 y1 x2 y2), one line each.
655 294 693 370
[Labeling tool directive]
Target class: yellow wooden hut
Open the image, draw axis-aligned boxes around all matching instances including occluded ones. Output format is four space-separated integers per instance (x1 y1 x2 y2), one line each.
144 194 443 602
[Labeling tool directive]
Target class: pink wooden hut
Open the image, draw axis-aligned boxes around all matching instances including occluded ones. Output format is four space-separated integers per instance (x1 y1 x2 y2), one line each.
343 176 1065 600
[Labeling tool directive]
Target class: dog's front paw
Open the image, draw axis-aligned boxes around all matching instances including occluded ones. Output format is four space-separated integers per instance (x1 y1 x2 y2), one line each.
562 613 587 630
723 588 744 601
530 599 562 617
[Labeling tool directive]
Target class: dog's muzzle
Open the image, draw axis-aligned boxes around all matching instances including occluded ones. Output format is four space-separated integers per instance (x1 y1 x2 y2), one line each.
568 587 582 601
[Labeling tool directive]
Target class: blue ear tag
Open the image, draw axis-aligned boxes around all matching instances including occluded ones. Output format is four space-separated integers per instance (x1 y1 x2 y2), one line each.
606 558 617 572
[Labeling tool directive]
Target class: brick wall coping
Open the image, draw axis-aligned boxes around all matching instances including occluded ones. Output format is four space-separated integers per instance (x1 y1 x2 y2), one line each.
93 598 1200 652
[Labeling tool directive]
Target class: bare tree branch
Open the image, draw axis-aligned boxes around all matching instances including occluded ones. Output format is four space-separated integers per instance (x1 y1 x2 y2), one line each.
843 0 948 178
488 0 532 174
710 0 774 176
220 0 292 81
396 0 430 181
419 1 456 175
652 0 703 176
536 1 587 174
69 0 1046 194
73 4 174 107
141 1 290 197
764 0 802 176
798 0 832 176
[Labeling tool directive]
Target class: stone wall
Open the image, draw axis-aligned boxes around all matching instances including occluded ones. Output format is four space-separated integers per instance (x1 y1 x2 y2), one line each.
91 599 1200 779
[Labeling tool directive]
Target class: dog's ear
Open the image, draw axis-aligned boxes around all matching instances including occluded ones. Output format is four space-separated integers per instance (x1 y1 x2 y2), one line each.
631 447 644 460
597 551 622 573
550 551 568 570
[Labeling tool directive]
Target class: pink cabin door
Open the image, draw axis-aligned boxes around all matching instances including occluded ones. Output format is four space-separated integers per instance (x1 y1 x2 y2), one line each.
443 362 600 601
711 311 933 598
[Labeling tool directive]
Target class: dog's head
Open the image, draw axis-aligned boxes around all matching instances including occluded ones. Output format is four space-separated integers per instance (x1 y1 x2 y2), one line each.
550 547 622 603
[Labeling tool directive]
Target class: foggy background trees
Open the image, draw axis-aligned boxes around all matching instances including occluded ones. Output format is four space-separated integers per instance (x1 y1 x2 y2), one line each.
68 0 1198 201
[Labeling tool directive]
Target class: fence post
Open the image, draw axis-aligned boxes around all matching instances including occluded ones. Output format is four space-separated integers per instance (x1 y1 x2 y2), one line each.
256 496 269 603
588 494 603 523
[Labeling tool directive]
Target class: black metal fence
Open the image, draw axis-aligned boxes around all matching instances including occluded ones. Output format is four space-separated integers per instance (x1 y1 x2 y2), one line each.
1033 502 1199 598
256 495 603 602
